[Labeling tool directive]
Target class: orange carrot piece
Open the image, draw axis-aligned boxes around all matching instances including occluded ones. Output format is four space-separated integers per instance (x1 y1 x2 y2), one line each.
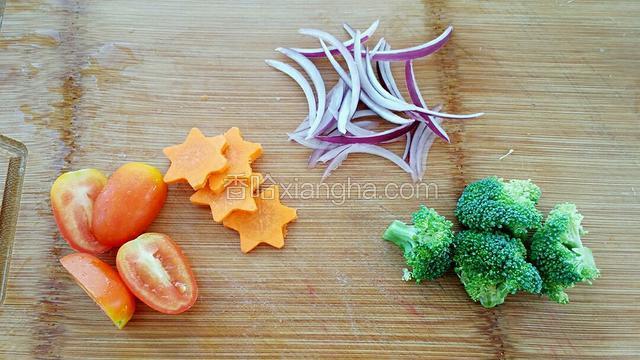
222 185 297 253
163 128 228 190
190 173 264 223
208 127 263 194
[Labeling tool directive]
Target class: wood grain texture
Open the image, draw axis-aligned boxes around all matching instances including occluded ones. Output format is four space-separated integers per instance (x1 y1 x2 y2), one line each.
1 0 639 358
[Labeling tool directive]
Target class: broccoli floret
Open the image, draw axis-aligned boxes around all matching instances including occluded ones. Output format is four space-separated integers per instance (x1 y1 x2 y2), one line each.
453 230 542 308
383 205 454 282
455 176 543 237
530 203 599 304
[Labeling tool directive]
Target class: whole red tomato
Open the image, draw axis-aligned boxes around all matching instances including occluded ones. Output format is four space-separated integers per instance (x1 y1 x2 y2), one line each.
92 162 167 247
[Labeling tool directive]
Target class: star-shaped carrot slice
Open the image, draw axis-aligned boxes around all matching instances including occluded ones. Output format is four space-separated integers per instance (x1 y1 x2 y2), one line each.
190 173 264 223
208 127 263 194
222 185 297 253
163 128 228 190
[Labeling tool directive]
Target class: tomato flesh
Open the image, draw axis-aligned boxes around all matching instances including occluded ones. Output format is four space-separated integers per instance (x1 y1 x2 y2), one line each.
116 233 198 314
92 162 168 247
61 253 136 329
51 169 111 254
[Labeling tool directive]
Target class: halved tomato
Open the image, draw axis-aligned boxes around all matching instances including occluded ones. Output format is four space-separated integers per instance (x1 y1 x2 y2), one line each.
116 233 198 314
51 169 111 254
60 253 136 329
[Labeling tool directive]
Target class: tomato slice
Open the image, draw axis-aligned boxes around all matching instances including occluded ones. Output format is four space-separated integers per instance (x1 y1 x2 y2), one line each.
51 169 111 254
60 253 136 329
116 233 198 314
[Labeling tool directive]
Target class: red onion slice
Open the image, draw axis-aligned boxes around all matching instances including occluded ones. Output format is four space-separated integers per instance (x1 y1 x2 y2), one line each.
415 118 440 180
379 44 405 100
409 122 427 172
293 20 379 58
337 88 352 133
312 80 345 137
352 109 378 119
360 92 413 125
371 25 453 61
354 30 408 111
371 38 386 53
404 60 451 142
275 48 326 139
354 32 481 120
266 59 317 131
292 80 343 136
402 132 412 160
288 131 338 150
320 33 411 125
321 148 351 180
316 121 417 144
321 144 414 180
302 29 360 133
365 47 399 101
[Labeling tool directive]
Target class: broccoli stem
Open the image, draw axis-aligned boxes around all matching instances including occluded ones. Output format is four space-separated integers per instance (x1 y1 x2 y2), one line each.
383 220 417 253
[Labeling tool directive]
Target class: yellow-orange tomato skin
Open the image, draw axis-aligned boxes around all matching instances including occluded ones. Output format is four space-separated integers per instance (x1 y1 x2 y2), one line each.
60 253 136 329
92 163 168 247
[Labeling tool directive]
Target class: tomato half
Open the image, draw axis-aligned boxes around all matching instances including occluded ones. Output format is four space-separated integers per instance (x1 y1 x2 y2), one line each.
51 169 111 254
92 162 168 247
116 233 198 314
60 253 136 329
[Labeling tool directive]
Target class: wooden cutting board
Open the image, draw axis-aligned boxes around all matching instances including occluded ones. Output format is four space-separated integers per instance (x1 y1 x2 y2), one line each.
1 0 638 358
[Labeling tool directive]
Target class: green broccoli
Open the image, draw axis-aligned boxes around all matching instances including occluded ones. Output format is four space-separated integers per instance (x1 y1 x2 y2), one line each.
455 176 543 237
453 230 542 308
383 205 454 282
529 203 599 304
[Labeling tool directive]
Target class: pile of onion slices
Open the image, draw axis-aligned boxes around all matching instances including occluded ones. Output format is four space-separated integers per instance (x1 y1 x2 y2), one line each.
266 20 483 181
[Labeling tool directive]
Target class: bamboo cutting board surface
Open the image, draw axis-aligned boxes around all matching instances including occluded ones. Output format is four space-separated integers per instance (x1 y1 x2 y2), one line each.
1 0 639 358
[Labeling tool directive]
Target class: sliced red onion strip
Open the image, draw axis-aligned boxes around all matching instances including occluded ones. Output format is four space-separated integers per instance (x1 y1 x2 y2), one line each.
293 20 379 58
320 33 411 125
292 117 310 135
317 121 417 144
337 88 352 133
371 38 385 53
371 25 453 61
275 48 326 139
266 59 317 131
409 122 427 172
405 60 428 110
292 81 342 136
404 61 450 142
318 144 351 163
302 29 360 133
288 131 337 150
402 132 412 160
345 122 375 136
308 148 326 168
415 118 441 180
379 44 405 100
365 48 399 101
344 119 381 137
321 144 414 180
351 119 379 129
354 32 481 120
354 30 406 111
322 148 351 180
352 109 378 119
312 79 345 137
360 92 413 124
342 23 356 37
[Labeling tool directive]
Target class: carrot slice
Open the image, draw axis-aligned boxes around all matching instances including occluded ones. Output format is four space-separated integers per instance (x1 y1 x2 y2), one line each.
190 173 264 223
208 127 263 194
163 128 228 190
222 185 297 253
